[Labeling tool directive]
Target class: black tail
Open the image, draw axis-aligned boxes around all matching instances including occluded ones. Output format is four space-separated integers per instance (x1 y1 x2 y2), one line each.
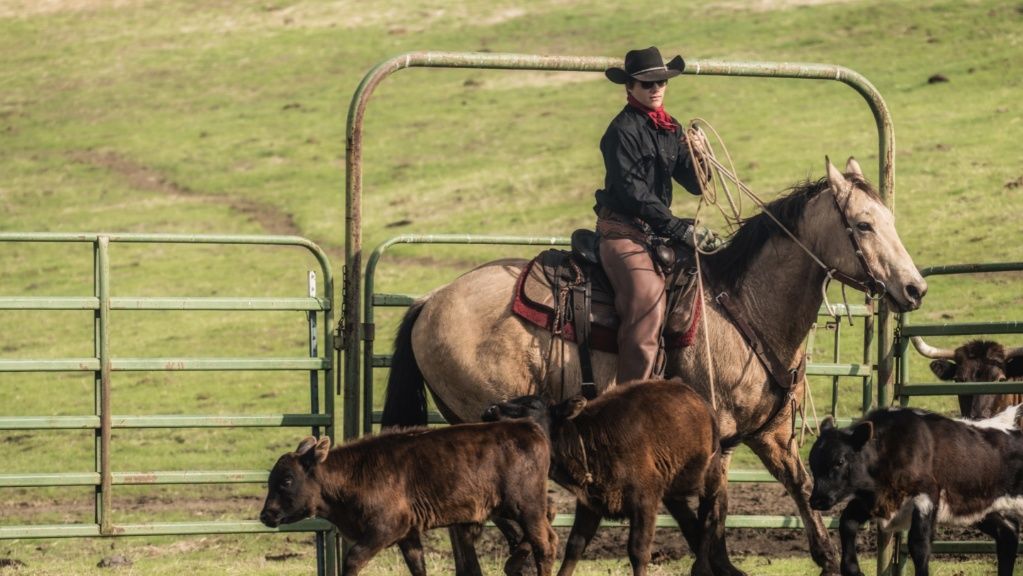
380 299 429 428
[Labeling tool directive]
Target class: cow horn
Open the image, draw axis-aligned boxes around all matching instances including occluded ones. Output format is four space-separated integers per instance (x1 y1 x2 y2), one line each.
910 336 955 360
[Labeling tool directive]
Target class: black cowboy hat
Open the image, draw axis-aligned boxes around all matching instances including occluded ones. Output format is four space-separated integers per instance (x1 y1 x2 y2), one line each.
605 46 685 84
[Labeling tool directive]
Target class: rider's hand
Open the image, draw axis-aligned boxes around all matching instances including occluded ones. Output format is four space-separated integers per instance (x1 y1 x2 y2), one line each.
663 217 692 245
687 225 724 251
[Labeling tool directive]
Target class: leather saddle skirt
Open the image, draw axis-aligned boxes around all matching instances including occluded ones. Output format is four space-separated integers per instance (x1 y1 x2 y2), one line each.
511 232 702 353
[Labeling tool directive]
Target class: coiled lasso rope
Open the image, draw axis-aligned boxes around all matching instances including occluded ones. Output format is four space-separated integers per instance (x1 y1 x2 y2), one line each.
681 119 822 439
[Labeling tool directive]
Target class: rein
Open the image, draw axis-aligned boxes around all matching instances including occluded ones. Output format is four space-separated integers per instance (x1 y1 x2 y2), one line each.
683 120 888 304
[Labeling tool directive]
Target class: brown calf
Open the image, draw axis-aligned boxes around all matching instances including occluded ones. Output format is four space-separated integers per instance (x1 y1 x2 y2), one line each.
913 337 1023 419
482 380 744 576
259 423 556 576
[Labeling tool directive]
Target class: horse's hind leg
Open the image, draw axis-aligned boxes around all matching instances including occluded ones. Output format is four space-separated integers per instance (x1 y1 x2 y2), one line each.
745 417 840 576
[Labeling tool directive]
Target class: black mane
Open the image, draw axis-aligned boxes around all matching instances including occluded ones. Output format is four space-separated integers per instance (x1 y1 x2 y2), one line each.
705 174 879 293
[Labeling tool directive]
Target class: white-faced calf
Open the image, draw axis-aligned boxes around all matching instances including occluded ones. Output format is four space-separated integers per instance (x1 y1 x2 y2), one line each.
809 406 1023 576
260 424 556 576
482 380 743 576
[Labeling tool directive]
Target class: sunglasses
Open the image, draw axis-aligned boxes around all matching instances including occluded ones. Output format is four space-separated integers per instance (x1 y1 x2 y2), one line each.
639 79 668 89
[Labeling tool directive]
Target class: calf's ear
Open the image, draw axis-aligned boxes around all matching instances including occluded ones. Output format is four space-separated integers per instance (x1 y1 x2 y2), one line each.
929 360 957 380
555 395 587 421
297 436 331 469
313 436 332 464
295 436 318 455
849 421 873 449
819 416 835 432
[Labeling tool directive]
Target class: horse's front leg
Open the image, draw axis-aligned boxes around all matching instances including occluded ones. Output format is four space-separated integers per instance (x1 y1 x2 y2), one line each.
746 415 840 576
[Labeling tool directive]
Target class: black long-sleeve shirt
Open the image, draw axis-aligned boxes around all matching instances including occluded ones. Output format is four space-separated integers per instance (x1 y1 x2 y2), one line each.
593 105 703 234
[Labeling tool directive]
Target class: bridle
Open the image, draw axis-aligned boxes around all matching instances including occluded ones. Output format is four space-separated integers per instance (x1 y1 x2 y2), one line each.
823 185 888 302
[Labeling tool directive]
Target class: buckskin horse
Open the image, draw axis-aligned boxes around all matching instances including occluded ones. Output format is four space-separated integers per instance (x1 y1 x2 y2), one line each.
381 157 927 575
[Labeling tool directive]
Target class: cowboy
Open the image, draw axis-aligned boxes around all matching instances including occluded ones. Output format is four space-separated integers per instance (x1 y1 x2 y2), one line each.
594 46 709 385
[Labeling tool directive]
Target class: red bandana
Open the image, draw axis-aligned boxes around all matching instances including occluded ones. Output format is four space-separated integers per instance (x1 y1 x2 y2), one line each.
627 94 677 132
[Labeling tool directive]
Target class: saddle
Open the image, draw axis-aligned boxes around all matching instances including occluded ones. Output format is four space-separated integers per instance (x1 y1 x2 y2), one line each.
511 229 703 398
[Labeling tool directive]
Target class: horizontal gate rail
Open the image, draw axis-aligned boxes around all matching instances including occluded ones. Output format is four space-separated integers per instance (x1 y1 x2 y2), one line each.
0 297 330 311
900 322 1023 337
0 414 331 430
1 470 270 487
0 232 340 574
0 358 329 371
0 519 332 540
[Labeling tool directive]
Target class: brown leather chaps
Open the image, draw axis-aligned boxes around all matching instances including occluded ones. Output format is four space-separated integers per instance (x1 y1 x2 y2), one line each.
596 211 666 384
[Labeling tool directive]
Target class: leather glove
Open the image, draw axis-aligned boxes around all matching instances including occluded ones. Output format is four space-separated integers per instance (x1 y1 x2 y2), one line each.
662 217 693 245
683 224 724 251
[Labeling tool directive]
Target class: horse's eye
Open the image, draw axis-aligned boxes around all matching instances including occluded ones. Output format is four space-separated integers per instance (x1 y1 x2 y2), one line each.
856 222 873 233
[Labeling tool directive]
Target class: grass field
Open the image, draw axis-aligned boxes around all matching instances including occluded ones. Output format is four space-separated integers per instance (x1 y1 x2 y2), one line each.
1 0 1021 573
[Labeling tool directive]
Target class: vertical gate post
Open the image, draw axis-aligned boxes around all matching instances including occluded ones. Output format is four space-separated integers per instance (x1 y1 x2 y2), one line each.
96 235 113 534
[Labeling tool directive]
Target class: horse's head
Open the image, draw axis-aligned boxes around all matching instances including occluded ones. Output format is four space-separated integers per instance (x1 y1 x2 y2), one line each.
803 157 927 312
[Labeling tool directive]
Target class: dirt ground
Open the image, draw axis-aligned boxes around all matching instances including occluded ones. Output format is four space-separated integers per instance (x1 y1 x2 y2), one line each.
2 479 988 566
467 481 986 564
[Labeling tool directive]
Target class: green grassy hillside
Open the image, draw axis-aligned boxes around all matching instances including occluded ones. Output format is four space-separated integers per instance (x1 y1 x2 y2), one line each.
1 0 1021 573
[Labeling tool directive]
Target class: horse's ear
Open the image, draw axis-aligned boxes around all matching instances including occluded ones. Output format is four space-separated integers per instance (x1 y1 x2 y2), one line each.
825 156 853 197
845 157 864 180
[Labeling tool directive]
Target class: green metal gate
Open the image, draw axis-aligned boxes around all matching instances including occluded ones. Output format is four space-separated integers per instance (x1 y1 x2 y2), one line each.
340 50 902 574
339 50 900 438
0 232 340 575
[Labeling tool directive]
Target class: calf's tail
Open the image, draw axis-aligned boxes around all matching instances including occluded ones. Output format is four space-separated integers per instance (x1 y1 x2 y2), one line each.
380 298 429 428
